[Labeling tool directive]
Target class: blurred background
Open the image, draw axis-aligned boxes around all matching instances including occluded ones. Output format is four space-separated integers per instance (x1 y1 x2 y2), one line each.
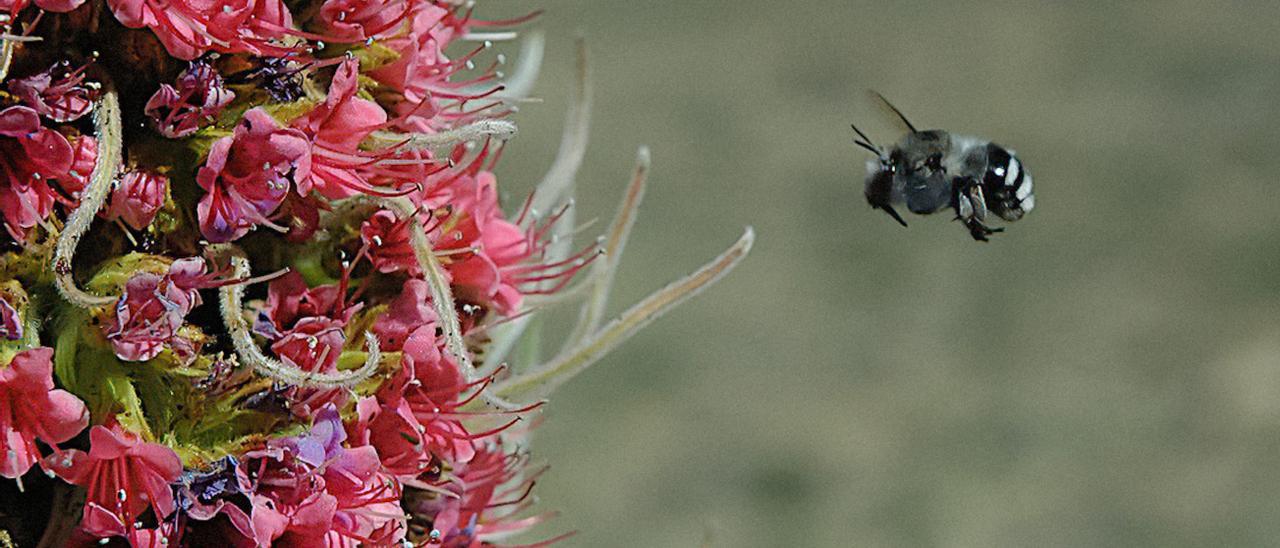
484 2 1280 546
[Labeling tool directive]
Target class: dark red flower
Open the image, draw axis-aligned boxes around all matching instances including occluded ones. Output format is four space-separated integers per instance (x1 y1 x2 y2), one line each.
145 61 235 139
0 293 20 341
359 208 419 276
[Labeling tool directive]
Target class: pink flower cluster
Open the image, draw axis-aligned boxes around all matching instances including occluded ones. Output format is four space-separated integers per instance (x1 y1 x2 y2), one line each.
0 0 600 545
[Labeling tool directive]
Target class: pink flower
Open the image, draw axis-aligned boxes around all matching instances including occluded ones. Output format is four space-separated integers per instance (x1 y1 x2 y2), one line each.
103 170 167 230
0 0 84 15
8 62 96 122
421 161 587 316
0 348 89 480
408 442 558 547
254 271 351 338
365 2 452 105
46 424 182 539
0 293 20 341
359 209 419 276
270 317 347 375
367 5 525 132
432 172 534 314
253 272 364 416
0 105 74 240
243 408 407 546
369 326 477 465
145 61 235 138
58 135 97 199
104 257 216 362
105 0 295 60
371 279 437 351
292 58 417 201
313 0 409 42
197 108 311 242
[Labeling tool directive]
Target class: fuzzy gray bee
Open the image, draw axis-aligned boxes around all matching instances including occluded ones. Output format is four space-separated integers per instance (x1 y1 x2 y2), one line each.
852 94 1034 241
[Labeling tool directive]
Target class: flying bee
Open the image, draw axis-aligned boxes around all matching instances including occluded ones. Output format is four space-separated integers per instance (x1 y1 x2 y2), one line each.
852 94 1034 241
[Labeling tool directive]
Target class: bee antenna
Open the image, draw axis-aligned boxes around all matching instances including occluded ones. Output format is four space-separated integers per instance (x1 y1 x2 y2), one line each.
871 91 918 133
849 123 881 155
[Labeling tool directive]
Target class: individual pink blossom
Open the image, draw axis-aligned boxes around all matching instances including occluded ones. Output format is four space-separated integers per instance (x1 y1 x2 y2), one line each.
46 423 182 539
196 108 311 242
58 135 97 199
0 0 84 15
0 294 20 341
359 208 419 276
371 279 437 351
292 58 420 201
348 324 484 477
253 272 363 416
145 61 235 138
433 171 534 314
409 442 560 547
368 6 531 132
270 317 347 375
368 3 500 132
0 105 76 240
0 347 89 480
104 257 216 362
8 62 96 122
365 2 452 106
103 170 168 230
105 0 295 60
254 271 351 338
313 0 409 42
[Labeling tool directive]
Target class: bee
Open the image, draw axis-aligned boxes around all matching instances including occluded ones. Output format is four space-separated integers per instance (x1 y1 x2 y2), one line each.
852 94 1034 241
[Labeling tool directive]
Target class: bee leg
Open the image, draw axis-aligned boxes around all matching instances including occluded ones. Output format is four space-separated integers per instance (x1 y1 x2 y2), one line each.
952 177 1003 241
880 204 908 227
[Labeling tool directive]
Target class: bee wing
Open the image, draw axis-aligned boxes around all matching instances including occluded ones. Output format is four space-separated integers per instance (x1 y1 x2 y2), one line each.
966 184 989 220
956 191 973 220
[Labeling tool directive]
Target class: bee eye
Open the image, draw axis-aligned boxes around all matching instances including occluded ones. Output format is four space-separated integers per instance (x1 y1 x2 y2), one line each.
926 153 942 170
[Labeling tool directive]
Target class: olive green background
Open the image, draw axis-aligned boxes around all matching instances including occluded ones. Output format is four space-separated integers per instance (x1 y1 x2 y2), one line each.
489 2 1280 546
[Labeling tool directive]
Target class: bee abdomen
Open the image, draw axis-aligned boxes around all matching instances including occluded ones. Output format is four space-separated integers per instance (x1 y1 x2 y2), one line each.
982 144 1034 221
